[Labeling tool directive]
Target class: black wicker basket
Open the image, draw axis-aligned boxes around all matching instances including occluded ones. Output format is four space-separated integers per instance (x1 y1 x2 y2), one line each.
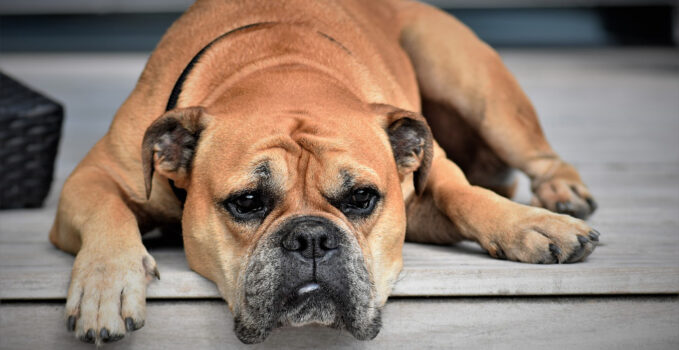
0 72 64 209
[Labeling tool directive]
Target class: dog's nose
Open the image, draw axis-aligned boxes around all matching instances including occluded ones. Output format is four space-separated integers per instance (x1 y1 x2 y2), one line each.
281 218 340 260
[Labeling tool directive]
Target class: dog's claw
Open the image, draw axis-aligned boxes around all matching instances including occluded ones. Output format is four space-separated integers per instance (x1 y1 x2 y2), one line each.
577 235 588 245
549 243 561 263
81 329 95 343
67 315 76 332
565 235 590 263
109 333 125 342
588 230 600 242
153 266 161 280
555 202 566 212
125 317 144 332
100 328 110 342
555 201 578 216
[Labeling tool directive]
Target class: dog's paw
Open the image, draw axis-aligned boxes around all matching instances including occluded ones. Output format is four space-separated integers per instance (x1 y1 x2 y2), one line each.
530 161 597 219
485 208 600 264
65 244 159 345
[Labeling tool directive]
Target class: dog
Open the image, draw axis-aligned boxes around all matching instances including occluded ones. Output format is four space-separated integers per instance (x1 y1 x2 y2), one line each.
49 0 599 345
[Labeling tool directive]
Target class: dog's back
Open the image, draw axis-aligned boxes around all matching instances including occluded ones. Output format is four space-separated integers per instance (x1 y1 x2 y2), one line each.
117 0 416 130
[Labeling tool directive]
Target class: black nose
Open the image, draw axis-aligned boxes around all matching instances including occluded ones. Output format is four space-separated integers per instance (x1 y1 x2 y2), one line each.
281 217 340 260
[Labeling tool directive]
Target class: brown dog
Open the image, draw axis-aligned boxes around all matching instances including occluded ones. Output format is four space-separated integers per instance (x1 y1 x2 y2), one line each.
49 0 599 345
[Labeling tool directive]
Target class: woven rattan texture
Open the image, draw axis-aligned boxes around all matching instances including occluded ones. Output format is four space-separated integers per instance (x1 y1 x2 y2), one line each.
0 72 63 209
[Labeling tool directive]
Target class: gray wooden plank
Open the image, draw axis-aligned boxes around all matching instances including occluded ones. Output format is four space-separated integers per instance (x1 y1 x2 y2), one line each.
2 297 678 349
502 49 679 165
2 228 678 299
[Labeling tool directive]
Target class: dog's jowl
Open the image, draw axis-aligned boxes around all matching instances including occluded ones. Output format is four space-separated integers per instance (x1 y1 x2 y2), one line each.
50 0 599 345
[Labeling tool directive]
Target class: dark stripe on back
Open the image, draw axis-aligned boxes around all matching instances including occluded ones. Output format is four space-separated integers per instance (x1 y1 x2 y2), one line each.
316 31 352 55
165 22 274 112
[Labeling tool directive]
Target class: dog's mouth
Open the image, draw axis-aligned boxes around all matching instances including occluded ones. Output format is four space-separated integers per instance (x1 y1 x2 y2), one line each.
285 281 326 311
276 281 339 327
233 216 382 344
235 277 382 344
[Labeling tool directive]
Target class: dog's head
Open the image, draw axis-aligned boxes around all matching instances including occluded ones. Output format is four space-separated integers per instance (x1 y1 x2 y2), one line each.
141 74 432 343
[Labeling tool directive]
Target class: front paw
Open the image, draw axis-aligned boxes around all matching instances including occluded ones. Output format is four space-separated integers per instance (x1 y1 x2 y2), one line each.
485 208 600 264
65 245 159 345
530 161 597 219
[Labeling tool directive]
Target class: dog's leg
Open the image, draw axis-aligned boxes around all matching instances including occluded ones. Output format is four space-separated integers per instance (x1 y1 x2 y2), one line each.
50 165 158 345
397 3 596 219
406 145 598 263
422 98 517 199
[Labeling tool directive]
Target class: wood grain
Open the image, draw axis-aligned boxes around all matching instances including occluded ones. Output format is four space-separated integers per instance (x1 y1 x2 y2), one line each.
2 297 678 349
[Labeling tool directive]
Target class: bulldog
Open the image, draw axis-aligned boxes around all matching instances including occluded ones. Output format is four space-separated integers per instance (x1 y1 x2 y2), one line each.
49 0 599 345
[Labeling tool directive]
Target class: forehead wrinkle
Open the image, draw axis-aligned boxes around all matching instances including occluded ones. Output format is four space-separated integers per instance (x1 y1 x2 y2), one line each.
249 153 293 193
215 153 286 196
287 113 349 152
286 118 382 184
287 122 350 201
315 160 382 200
340 163 380 185
253 134 302 155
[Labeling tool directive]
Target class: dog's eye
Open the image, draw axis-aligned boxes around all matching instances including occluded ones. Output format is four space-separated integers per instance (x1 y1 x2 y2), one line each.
224 192 269 221
234 193 263 214
350 189 373 209
341 187 379 217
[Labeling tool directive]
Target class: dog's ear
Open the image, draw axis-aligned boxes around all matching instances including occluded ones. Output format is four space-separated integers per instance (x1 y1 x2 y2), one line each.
373 104 433 195
141 106 207 199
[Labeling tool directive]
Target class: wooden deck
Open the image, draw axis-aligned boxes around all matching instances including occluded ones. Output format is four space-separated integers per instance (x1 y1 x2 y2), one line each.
1 48 678 348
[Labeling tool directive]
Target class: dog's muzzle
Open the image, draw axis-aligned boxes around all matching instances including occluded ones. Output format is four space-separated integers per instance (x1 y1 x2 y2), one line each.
234 216 381 344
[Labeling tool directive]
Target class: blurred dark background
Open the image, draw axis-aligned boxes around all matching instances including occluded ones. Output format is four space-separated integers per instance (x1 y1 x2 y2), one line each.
1 0 677 52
